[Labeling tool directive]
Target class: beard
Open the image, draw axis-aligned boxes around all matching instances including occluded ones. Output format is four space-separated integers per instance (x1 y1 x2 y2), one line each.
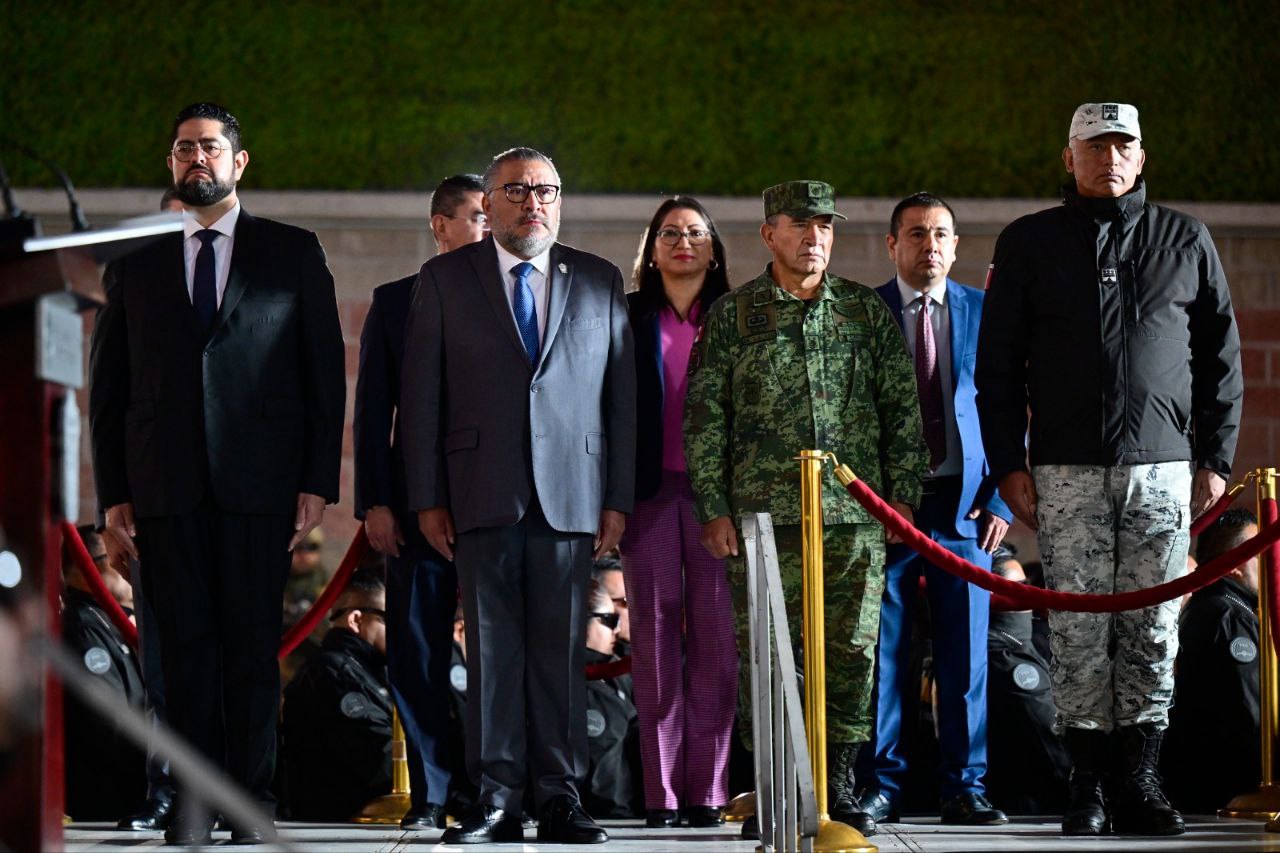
174 171 235 207
492 215 558 258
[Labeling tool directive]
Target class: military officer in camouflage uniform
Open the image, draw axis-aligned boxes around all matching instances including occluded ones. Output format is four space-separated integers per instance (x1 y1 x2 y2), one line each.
685 180 927 836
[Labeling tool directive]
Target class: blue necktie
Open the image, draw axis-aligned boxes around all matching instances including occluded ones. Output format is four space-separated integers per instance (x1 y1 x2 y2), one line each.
193 229 219 333
511 261 540 366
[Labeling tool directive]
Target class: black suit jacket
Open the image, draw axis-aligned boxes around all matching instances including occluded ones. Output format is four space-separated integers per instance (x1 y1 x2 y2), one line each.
89 209 346 518
353 273 416 519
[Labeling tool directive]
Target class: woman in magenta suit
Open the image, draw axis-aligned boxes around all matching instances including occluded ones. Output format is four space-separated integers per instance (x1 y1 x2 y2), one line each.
622 197 737 828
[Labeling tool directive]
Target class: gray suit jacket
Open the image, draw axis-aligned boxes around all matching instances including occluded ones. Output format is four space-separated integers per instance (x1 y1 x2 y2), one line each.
401 236 636 535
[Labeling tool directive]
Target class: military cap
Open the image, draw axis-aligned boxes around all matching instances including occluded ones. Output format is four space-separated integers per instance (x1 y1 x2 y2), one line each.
1069 102 1142 142
762 180 847 221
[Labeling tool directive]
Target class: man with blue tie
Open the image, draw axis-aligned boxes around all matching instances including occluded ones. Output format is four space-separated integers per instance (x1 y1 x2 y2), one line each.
858 193 1012 826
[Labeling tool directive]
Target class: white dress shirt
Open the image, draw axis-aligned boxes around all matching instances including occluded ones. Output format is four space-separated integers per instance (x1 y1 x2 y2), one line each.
182 202 240 309
897 276 962 477
494 239 551 341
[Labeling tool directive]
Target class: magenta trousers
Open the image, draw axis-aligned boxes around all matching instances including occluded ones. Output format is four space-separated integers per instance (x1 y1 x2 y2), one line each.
621 470 738 810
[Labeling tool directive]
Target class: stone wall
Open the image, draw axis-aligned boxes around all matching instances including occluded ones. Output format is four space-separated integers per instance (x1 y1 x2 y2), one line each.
19 188 1279 564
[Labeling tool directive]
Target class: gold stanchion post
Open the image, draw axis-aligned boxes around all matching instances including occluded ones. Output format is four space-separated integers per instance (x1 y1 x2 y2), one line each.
1224 467 1280 820
352 705 413 823
797 451 875 853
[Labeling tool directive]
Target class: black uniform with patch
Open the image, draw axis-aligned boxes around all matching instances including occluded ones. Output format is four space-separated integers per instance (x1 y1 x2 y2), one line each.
62 588 149 820
1163 576 1261 812
983 610 1071 814
581 649 642 818
281 628 392 820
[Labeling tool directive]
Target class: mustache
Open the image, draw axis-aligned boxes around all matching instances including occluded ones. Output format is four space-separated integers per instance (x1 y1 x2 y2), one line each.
518 215 548 226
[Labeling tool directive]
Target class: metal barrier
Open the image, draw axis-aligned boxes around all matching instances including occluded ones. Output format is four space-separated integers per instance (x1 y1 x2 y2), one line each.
743 511 874 853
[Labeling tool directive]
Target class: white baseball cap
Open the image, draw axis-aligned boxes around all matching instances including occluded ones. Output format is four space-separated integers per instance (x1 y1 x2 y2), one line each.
1069 103 1141 142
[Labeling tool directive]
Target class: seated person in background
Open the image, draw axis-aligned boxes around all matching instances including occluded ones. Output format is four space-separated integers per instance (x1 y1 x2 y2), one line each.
282 569 392 820
61 526 149 821
281 528 329 682
582 580 643 819
1163 508 1261 813
983 546 1071 814
592 555 630 657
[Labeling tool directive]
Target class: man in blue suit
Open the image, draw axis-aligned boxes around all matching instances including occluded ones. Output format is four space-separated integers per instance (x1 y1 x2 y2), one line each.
352 173 488 830
858 193 1012 826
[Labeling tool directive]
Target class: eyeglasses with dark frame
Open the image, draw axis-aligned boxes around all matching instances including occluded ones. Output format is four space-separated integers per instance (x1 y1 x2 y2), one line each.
492 183 561 204
590 611 620 630
171 140 230 162
655 227 711 247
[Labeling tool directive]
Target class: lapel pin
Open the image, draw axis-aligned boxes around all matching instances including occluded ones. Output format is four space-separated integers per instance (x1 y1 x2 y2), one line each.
558 263 568 274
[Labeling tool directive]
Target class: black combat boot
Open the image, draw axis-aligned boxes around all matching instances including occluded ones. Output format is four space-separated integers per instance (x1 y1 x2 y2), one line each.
1110 724 1185 836
827 742 876 836
1062 728 1110 835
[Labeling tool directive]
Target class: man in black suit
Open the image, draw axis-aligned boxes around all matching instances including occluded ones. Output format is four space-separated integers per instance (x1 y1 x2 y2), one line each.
353 172 487 831
401 147 636 844
89 102 346 846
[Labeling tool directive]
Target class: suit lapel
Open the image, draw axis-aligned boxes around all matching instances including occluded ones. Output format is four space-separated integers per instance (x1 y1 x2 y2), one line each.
471 237 529 362
211 209 253 339
946 279 968 393
881 277 906 331
537 244 572 373
152 233 204 337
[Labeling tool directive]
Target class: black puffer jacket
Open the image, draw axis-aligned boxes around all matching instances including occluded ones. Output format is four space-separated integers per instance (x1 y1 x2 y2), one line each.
977 179 1242 480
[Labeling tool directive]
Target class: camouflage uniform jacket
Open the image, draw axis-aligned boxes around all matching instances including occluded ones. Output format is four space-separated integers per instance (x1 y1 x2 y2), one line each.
685 266 927 526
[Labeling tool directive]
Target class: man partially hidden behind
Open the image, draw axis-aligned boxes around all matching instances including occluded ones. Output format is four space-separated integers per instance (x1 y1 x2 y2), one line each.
685 180 927 838
282 570 393 820
400 146 635 844
1163 508 1261 813
89 102 346 845
353 173 488 831
976 102 1243 836
859 193 1012 827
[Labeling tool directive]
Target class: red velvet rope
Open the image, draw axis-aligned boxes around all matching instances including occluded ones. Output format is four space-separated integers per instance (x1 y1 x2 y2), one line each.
278 527 368 659
585 656 632 681
60 520 140 648
1264 497 1280 654
1189 486 1244 537
843 476 1280 613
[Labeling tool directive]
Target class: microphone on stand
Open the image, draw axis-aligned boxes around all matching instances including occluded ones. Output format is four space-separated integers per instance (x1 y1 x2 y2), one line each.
0 137 89 232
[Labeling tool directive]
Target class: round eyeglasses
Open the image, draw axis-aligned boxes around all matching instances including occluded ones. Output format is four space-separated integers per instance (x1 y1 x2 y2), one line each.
655 227 711 246
171 140 229 162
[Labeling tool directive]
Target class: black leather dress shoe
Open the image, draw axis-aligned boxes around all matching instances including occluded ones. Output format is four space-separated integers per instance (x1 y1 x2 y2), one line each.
117 797 173 831
686 806 725 827
230 823 275 845
441 804 523 844
646 809 679 827
741 814 759 840
163 814 213 847
941 792 1009 825
858 790 898 824
536 795 608 844
400 802 446 830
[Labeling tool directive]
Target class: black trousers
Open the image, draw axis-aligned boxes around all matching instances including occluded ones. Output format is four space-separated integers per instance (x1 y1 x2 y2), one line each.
455 499 593 813
135 498 292 806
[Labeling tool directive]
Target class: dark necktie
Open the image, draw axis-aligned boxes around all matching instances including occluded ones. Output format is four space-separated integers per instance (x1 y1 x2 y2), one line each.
512 261 540 366
193 229 219 333
915 296 946 471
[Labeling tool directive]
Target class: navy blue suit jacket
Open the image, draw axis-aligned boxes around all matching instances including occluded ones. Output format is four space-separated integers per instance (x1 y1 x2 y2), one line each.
353 274 417 519
876 277 1011 538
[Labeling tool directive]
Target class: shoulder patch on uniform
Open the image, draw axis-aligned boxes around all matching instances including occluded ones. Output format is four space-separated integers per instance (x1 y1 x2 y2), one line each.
1230 636 1257 663
735 292 777 343
340 691 370 718
586 708 607 738
83 646 111 675
1012 662 1041 691
450 663 468 692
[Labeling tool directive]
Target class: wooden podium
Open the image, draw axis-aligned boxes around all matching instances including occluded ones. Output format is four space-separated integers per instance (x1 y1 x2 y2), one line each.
0 214 180 852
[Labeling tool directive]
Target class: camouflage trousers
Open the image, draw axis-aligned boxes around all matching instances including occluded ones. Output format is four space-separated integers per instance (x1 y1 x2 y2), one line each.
727 522 885 746
1033 462 1193 732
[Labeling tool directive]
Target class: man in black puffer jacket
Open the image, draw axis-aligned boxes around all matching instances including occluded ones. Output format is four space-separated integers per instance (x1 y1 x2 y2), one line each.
976 102 1243 839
